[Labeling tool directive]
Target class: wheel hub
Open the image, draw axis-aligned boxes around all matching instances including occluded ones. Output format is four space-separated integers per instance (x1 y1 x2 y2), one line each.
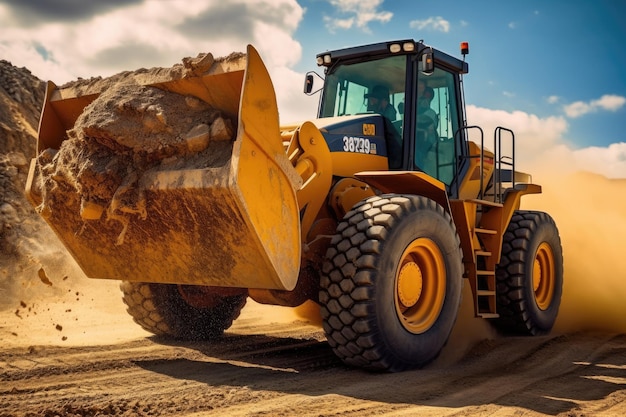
395 238 446 334
533 259 542 291
397 262 423 308
533 242 555 311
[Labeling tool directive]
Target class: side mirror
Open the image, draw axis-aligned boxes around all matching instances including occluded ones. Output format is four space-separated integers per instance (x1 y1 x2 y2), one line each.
304 73 314 94
303 71 324 96
421 52 434 74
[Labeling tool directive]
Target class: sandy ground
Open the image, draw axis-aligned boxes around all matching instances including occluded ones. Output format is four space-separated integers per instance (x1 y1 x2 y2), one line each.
1 266 625 417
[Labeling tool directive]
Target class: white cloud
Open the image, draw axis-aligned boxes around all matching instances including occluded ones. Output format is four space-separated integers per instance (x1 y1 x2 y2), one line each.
466 105 567 151
324 0 392 33
593 95 626 111
563 94 626 118
323 16 354 31
0 0 311 124
571 142 626 178
547 95 559 104
0 0 305 80
409 16 450 33
271 66 319 124
563 101 591 118
508 22 516 29
252 21 302 68
467 105 626 178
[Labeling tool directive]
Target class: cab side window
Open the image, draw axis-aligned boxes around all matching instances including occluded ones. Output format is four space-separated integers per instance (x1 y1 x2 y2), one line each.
414 68 460 185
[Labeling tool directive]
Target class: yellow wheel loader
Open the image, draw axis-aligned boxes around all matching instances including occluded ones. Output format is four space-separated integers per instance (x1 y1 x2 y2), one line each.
26 40 563 372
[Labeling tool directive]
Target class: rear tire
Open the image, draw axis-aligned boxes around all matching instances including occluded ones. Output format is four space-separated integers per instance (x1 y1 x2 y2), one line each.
492 210 563 335
120 282 247 340
320 194 463 372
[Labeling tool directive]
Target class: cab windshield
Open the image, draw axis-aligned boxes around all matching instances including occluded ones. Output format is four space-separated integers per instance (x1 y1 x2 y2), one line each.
319 55 407 123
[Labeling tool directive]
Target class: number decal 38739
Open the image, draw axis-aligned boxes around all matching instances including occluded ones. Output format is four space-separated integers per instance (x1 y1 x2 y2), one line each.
343 136 371 154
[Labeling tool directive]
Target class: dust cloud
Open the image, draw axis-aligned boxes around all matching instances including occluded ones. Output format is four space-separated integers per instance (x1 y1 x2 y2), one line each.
0 222 143 347
442 167 626 361
524 170 626 333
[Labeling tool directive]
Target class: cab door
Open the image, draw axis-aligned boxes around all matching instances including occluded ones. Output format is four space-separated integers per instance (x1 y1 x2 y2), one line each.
411 66 465 191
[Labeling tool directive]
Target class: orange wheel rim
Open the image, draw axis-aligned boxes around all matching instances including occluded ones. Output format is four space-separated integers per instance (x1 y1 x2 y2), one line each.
533 242 555 310
395 238 446 334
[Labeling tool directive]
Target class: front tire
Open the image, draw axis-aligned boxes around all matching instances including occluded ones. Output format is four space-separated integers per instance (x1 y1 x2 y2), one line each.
121 282 247 340
492 210 563 335
320 195 463 372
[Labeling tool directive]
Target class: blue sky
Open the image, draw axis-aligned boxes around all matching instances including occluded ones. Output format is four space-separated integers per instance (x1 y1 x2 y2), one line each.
295 0 626 150
1 0 624 176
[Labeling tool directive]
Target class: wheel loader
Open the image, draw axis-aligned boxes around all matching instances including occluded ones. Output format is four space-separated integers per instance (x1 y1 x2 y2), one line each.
25 39 563 372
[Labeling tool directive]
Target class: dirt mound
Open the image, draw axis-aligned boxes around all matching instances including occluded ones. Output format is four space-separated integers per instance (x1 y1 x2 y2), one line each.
0 60 45 261
0 59 44 158
0 60 43 256
0 60 65 311
38 83 233 236
0 60 45 249
32 53 241 248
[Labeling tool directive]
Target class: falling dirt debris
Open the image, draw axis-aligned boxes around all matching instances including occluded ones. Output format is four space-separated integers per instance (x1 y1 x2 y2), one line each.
37 267 52 286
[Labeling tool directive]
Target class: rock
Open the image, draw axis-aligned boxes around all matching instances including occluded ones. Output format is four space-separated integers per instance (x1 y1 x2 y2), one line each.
0 203 19 224
37 267 53 286
7 152 28 168
80 199 105 220
185 96 201 109
182 53 215 76
210 117 234 141
184 123 210 153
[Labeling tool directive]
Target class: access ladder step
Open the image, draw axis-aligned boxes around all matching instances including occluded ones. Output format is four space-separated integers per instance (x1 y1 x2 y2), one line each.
475 250 492 257
476 289 498 317
469 199 504 208
476 270 495 276
475 227 497 235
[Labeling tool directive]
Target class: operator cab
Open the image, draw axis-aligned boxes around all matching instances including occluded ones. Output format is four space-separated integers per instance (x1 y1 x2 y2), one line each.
307 40 470 196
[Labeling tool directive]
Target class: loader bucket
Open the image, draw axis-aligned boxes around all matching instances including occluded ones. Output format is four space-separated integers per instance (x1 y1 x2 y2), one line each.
26 45 302 291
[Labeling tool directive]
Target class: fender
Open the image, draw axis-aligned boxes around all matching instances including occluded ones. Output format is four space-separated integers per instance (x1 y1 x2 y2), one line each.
355 171 450 212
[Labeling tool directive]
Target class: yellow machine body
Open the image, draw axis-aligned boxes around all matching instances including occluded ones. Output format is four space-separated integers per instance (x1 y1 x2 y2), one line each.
26 42 542 316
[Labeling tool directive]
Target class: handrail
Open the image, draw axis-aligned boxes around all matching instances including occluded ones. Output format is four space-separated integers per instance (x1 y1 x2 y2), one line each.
454 125 484 199
494 126 515 203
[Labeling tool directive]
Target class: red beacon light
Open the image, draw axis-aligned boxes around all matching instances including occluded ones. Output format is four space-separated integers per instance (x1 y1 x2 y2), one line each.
460 41 469 56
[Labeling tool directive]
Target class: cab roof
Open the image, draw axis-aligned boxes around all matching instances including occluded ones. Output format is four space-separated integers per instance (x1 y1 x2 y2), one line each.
316 39 468 74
